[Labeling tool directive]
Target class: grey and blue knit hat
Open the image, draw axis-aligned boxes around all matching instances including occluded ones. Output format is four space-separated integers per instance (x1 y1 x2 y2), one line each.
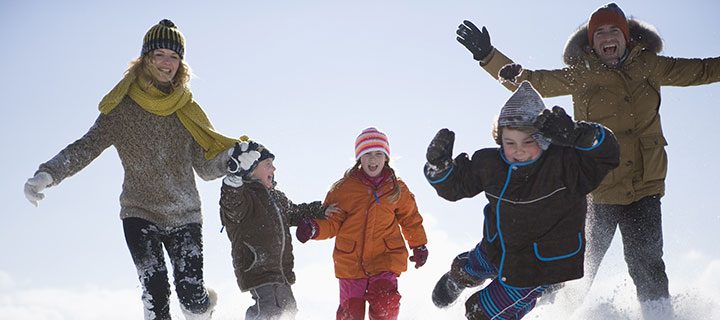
141 19 185 59
498 81 551 150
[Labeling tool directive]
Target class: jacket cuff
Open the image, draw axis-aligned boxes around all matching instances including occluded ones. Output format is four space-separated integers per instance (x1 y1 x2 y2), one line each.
424 162 454 184
575 124 606 151
478 47 496 66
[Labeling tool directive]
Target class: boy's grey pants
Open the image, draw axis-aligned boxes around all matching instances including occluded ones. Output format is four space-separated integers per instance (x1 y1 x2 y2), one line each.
246 283 298 320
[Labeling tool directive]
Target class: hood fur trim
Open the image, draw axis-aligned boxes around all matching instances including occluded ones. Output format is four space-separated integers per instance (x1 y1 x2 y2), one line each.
563 18 662 66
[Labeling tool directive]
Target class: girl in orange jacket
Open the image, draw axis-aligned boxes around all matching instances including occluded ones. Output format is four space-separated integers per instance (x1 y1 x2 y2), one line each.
296 127 428 320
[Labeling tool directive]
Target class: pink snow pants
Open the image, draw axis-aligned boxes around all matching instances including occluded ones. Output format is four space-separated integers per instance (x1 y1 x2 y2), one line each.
337 272 401 320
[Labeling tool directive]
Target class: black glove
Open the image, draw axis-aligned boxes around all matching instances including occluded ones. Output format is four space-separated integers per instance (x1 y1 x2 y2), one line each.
533 106 598 148
498 63 523 82
456 20 493 62
426 128 455 169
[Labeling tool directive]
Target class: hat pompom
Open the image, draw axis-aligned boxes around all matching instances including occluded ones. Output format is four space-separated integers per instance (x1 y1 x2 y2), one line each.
159 19 176 28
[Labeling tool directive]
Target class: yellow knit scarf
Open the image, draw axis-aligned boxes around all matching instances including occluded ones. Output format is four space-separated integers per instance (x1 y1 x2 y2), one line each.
98 74 236 159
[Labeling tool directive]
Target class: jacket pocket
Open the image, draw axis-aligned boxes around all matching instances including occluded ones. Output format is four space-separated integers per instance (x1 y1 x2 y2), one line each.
335 236 356 254
234 241 258 272
383 236 406 251
533 232 583 262
639 134 668 182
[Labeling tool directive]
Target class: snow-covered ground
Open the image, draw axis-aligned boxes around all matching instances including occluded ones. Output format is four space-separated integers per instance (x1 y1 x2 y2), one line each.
1 225 718 319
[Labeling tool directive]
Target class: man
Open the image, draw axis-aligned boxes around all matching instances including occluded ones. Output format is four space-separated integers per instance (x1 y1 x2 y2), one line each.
455 2 720 318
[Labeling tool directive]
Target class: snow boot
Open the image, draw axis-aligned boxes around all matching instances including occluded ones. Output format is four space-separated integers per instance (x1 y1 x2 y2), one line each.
432 272 465 308
640 297 675 320
181 288 218 320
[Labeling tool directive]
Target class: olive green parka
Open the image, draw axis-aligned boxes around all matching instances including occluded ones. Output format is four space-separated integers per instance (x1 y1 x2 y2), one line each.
481 19 720 205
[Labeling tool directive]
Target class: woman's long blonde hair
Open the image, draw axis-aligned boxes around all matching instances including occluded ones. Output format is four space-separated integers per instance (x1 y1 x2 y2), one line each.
125 51 192 91
330 159 402 203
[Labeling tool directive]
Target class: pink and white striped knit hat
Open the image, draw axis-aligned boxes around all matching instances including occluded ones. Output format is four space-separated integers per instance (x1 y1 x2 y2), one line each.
354 127 390 160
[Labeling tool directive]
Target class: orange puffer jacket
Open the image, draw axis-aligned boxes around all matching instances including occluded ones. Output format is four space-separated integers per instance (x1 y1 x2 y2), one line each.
314 170 427 279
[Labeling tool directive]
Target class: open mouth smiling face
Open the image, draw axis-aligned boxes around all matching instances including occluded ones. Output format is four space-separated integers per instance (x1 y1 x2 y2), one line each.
592 24 627 66
251 158 276 189
360 151 387 177
150 48 180 82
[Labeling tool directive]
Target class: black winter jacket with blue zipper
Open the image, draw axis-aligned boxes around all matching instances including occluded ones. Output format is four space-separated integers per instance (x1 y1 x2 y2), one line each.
428 125 619 287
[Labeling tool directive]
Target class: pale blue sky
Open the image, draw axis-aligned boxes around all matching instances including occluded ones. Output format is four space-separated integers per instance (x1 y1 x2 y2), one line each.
1 1 719 319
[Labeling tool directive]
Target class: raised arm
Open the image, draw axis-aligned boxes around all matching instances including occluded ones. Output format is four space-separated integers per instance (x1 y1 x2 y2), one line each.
534 105 620 194
653 55 720 87
456 22 576 97
424 128 485 201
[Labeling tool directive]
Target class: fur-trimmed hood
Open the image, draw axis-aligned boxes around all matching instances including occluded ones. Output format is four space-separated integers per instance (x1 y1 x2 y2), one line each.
563 18 663 66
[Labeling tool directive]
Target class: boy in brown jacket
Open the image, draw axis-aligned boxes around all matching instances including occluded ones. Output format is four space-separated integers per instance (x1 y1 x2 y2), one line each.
219 136 338 320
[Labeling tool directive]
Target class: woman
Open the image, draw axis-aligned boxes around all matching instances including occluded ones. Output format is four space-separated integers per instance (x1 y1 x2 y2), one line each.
23 19 236 319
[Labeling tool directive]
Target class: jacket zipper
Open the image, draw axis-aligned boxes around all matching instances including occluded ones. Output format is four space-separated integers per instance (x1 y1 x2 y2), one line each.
359 182 391 276
270 192 288 283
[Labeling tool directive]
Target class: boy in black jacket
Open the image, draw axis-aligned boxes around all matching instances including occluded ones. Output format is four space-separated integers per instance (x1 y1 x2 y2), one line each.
425 82 619 319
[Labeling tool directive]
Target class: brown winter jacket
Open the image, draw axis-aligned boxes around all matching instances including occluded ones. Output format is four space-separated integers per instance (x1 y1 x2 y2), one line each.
428 126 620 287
480 19 720 205
220 181 325 291
313 170 427 279
38 96 229 228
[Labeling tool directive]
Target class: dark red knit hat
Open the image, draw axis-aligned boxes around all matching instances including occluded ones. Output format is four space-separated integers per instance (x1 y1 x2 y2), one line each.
587 3 630 47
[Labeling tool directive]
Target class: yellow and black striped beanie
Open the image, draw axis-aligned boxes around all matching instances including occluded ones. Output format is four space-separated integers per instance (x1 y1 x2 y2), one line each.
141 19 185 59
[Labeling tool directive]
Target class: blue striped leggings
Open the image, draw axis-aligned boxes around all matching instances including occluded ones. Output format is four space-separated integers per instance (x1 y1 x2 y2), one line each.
463 245 548 320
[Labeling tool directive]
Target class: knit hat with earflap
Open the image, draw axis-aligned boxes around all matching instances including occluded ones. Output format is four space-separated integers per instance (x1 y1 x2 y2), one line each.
227 136 275 178
355 127 390 160
142 19 186 59
587 3 630 47
498 81 551 150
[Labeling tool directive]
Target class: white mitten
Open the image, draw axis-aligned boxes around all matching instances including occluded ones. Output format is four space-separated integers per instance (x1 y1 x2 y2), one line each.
24 172 53 207
223 174 244 188
228 141 261 174
237 150 261 170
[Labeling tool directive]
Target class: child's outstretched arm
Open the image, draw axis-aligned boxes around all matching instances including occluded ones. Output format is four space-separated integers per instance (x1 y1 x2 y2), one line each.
272 189 336 226
295 204 345 243
534 106 620 194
